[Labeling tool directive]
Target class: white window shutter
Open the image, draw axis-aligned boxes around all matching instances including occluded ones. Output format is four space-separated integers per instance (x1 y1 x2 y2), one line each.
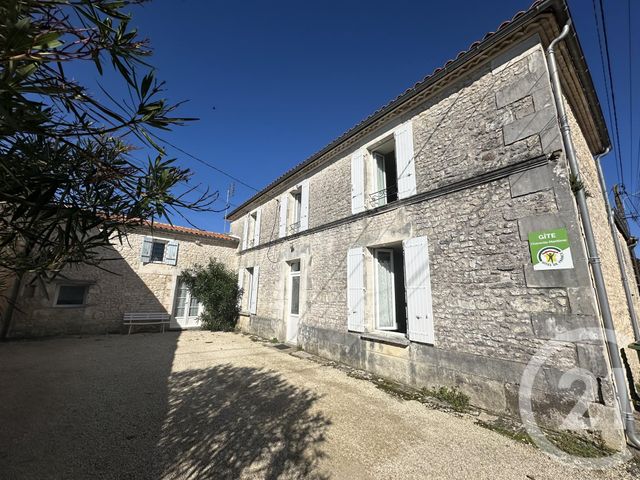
300 179 309 231
347 246 365 332
242 215 249 250
351 149 365 214
403 236 434 344
278 194 288 238
140 236 153 263
395 121 416 199
249 265 260 314
237 268 244 306
253 209 261 246
164 240 179 266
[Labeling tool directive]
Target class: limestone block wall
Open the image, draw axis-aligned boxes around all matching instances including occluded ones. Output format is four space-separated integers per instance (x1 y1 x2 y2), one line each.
9 228 238 337
567 101 640 379
231 36 624 444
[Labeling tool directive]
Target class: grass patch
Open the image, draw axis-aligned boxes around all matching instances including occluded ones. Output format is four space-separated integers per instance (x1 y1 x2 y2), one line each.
475 419 534 445
476 418 616 458
422 386 470 412
269 337 279 343
546 430 616 458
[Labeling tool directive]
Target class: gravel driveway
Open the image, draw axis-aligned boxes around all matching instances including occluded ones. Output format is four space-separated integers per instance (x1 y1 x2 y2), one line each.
0 331 637 479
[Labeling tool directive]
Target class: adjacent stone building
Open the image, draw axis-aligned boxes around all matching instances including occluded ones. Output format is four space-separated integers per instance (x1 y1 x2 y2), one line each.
8 223 238 337
226 0 640 446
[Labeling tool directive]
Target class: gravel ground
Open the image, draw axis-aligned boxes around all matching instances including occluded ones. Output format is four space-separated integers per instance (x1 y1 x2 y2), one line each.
0 331 637 479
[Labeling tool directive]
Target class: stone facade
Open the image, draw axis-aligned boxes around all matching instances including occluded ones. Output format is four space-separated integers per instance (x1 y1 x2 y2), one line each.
9 226 239 337
229 28 638 448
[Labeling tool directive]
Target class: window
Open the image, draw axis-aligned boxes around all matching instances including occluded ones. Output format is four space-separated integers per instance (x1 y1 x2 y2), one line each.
350 121 416 215
243 210 261 249
373 246 406 333
370 138 398 207
278 180 309 238
289 260 301 315
141 237 179 265
55 285 88 306
150 241 166 262
290 189 302 234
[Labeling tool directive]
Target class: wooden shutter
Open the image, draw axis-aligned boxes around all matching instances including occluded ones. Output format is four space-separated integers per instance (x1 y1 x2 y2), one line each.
278 194 288 238
237 268 244 307
140 236 153 263
403 236 434 344
242 215 249 250
300 179 309 231
253 209 261 246
395 121 416 199
249 265 260 314
351 149 365 214
347 247 365 332
164 240 179 266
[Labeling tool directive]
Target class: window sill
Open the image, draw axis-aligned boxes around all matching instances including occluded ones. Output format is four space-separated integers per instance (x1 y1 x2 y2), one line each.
360 331 410 347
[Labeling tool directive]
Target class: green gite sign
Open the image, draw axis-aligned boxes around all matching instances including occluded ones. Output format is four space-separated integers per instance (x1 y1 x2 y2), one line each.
528 228 574 271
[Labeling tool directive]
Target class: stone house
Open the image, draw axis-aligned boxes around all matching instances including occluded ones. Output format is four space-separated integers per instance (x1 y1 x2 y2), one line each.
226 0 640 446
7 222 238 337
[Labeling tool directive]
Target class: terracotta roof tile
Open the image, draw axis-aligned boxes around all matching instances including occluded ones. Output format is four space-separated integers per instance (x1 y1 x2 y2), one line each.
145 221 237 242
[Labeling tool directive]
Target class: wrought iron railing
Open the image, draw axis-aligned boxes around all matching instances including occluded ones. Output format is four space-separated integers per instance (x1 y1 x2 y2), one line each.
369 184 398 207
289 221 301 234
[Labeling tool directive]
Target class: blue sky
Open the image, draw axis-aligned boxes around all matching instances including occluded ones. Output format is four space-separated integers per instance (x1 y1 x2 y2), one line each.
96 0 638 234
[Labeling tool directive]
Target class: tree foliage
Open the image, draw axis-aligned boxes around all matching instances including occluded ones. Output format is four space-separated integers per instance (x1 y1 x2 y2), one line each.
179 260 241 332
0 0 216 284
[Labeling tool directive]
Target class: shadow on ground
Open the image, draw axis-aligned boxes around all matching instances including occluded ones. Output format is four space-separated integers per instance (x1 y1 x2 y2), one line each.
158 364 330 479
0 334 329 479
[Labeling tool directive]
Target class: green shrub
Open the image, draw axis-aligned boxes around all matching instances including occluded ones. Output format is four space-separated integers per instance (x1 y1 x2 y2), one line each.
179 259 241 331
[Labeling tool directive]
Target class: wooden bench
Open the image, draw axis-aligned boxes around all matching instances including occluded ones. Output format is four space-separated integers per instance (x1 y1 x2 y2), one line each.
123 312 171 334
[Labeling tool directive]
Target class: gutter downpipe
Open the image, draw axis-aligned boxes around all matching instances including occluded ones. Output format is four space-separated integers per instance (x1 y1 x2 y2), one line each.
595 149 640 342
546 21 640 449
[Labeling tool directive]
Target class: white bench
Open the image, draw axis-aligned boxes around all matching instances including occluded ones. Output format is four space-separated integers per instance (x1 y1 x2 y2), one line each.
123 312 171 334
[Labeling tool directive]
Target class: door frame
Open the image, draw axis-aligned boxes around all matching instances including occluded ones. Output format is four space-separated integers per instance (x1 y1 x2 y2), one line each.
172 279 203 329
286 260 301 345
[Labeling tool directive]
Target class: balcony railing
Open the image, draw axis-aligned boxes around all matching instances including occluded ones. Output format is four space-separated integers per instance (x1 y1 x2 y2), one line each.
289 221 301 234
369 184 398 208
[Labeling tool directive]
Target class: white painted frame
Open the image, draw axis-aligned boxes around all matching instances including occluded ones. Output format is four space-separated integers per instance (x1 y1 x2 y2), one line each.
286 260 301 345
172 279 203 329
373 248 397 331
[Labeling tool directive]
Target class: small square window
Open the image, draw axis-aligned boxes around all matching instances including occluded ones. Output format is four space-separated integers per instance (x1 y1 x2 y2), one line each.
150 241 166 262
56 285 88 306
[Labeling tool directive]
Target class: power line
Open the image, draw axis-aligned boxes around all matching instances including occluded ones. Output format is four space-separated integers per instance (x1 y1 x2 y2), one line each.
593 0 625 185
158 138 260 192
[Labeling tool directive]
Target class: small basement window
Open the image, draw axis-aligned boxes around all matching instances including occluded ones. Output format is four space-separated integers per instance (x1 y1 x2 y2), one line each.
55 285 88 306
370 138 398 207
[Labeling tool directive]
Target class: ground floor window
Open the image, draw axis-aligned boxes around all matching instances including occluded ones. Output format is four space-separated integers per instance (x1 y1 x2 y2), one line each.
373 245 407 334
55 284 89 306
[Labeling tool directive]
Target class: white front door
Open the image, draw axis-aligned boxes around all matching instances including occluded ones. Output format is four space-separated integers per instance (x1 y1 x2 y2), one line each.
286 261 301 345
172 280 202 329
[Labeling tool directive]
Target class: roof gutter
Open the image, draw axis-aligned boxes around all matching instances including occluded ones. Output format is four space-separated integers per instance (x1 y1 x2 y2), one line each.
546 21 640 450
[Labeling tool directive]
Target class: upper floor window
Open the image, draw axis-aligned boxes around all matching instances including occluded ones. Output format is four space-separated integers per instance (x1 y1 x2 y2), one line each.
351 120 416 214
370 138 399 208
242 209 261 250
278 179 309 239
141 237 179 265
